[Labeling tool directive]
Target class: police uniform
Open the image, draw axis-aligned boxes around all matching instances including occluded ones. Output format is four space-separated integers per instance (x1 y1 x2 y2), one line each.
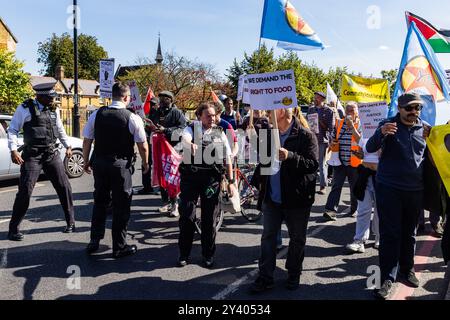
7 83 75 241
83 100 146 256
178 121 232 267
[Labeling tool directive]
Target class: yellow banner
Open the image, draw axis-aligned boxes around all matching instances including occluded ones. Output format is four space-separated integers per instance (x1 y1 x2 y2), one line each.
427 124 450 197
341 74 391 104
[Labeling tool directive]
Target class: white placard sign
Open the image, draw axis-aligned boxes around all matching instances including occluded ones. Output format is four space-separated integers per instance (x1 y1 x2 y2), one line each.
246 69 297 110
100 59 115 99
243 76 250 104
358 101 389 139
128 81 144 117
237 75 245 101
307 113 319 134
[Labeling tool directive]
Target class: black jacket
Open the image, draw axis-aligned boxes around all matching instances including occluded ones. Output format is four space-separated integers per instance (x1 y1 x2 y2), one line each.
148 104 187 146
254 117 319 210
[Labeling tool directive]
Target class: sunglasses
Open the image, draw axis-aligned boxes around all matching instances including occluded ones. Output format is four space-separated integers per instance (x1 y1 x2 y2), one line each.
401 104 422 112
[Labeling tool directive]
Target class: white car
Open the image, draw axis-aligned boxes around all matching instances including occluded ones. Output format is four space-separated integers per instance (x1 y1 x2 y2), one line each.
0 114 85 181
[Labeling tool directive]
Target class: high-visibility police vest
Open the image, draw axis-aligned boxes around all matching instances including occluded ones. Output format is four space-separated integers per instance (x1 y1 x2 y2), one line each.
330 119 362 168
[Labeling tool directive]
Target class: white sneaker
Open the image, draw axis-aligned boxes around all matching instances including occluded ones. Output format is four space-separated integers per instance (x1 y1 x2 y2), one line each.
374 236 380 249
159 203 171 213
169 203 179 217
346 240 365 253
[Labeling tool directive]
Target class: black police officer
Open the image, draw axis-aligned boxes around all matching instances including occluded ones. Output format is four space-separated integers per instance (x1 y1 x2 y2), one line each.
7 82 75 241
82 82 149 259
178 102 234 268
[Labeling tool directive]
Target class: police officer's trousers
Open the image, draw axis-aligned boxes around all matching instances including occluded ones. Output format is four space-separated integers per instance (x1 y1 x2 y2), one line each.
178 169 221 259
9 151 74 233
90 156 133 252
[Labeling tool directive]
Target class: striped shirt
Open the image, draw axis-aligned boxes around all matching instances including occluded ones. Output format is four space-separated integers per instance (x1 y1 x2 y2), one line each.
333 121 361 167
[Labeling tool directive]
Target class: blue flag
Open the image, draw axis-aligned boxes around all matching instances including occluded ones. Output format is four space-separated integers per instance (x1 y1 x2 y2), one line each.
260 0 324 51
389 22 450 126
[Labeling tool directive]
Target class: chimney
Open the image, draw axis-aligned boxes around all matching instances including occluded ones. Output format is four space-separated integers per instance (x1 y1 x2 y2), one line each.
55 65 65 80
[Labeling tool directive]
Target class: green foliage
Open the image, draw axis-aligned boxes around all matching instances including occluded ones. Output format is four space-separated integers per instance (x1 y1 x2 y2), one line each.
0 49 33 114
37 33 108 80
226 44 348 105
381 69 398 98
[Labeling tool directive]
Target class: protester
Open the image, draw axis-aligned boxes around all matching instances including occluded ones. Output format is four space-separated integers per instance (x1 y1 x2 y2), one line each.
323 101 362 221
7 82 75 241
220 96 240 130
214 102 239 157
367 92 431 300
82 82 149 258
147 90 186 217
345 138 380 253
178 102 234 268
307 92 335 195
135 96 160 195
250 108 318 293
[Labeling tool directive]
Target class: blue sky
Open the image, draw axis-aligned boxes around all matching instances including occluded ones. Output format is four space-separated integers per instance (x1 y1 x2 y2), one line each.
3 0 450 79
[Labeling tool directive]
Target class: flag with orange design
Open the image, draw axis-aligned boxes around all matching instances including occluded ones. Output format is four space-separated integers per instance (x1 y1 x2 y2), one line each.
389 22 450 125
260 0 324 51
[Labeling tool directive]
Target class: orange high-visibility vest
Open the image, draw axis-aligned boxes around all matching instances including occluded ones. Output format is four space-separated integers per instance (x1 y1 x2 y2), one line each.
330 119 362 168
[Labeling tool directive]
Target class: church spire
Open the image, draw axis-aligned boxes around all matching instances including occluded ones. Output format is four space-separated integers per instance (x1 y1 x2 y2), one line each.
155 33 163 64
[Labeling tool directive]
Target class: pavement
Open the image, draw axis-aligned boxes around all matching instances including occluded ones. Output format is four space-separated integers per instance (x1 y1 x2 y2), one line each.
0 166 449 300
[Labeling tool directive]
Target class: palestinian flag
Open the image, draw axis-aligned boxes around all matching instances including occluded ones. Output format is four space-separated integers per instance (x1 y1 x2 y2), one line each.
406 11 450 53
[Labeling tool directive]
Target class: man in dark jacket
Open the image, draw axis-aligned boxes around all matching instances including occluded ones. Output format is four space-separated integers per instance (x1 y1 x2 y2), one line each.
367 92 431 299
250 108 319 293
147 90 187 217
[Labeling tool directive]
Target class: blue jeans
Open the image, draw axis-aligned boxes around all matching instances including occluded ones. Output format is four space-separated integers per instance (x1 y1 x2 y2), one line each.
258 201 311 281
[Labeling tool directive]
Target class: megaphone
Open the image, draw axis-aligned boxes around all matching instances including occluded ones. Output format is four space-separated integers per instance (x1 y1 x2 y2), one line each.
327 151 342 167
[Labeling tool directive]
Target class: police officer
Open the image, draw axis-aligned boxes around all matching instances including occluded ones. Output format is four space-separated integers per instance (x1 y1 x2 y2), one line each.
148 90 186 217
7 82 75 241
82 82 149 259
178 102 234 268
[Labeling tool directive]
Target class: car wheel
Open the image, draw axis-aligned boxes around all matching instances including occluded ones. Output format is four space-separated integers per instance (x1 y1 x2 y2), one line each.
64 149 84 178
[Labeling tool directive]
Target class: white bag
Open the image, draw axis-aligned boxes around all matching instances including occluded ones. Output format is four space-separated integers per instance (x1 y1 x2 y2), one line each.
219 181 241 214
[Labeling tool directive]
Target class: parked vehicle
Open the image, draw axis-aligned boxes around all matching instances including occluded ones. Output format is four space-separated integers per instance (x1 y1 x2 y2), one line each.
0 114 85 181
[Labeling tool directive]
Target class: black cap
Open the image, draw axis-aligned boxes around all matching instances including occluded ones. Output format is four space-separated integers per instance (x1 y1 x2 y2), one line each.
314 91 326 99
398 92 423 108
33 82 57 97
158 90 175 100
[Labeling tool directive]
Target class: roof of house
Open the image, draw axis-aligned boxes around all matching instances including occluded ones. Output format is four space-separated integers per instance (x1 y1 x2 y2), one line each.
114 64 154 79
30 76 100 96
0 17 18 43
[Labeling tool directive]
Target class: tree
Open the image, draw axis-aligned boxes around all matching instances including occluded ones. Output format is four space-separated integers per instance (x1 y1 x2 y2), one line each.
381 69 398 98
0 49 33 114
37 33 108 80
119 52 223 110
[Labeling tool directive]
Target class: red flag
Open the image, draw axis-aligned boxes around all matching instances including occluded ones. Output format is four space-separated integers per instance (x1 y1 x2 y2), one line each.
151 133 182 198
143 87 155 115
210 89 224 113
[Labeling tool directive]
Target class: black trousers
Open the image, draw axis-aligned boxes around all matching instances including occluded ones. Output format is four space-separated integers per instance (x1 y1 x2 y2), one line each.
141 137 153 191
376 182 422 283
90 156 133 251
9 151 74 233
441 195 450 265
178 169 221 259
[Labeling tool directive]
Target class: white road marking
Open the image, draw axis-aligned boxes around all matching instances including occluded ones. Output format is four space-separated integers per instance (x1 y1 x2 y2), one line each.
0 219 10 225
212 224 328 300
0 183 45 194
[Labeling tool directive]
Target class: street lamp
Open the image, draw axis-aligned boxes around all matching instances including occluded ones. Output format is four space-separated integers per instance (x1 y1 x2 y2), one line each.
72 0 80 137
